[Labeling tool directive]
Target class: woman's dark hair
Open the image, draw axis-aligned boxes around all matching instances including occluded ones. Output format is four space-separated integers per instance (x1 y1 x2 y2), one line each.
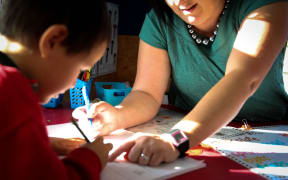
0 0 110 54
147 0 173 23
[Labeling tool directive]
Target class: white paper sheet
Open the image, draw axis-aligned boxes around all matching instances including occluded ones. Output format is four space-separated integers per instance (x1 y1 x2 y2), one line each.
101 157 206 180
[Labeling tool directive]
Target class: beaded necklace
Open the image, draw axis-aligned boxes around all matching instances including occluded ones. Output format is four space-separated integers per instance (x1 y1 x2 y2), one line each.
186 0 230 46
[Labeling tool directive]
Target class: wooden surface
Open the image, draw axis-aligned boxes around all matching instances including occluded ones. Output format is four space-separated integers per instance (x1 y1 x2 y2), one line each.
94 35 139 86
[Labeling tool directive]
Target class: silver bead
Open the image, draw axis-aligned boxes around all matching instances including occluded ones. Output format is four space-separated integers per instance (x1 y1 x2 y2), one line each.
189 29 194 34
187 25 192 28
216 24 220 28
203 39 209 45
192 34 197 39
210 36 215 42
213 30 217 35
196 38 202 44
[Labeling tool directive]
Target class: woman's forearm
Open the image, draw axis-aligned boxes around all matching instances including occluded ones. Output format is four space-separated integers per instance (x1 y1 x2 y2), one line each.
173 70 262 147
116 90 162 129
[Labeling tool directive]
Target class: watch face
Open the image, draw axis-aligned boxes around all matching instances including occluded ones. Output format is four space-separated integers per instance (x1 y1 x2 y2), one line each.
168 129 190 158
171 130 187 145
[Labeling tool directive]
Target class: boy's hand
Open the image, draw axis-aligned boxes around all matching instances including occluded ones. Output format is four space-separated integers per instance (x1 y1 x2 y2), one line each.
50 137 85 156
82 136 113 170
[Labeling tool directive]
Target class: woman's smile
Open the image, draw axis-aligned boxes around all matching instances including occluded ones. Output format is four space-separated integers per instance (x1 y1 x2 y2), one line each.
180 3 197 15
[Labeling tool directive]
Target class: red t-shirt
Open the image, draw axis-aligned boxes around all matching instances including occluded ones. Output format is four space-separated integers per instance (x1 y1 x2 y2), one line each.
0 62 102 179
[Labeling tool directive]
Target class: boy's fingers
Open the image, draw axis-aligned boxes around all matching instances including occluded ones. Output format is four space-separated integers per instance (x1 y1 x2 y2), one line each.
106 143 113 151
108 141 135 161
94 136 104 142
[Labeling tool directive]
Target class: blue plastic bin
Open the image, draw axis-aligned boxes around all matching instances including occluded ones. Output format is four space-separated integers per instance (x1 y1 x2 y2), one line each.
95 82 131 106
43 94 64 108
70 79 93 109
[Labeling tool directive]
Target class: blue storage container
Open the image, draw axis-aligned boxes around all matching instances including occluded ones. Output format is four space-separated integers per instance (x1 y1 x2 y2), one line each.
43 94 64 108
70 79 93 109
95 82 131 106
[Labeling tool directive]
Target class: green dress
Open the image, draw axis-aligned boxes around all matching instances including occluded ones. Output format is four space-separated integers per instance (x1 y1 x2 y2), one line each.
139 0 288 121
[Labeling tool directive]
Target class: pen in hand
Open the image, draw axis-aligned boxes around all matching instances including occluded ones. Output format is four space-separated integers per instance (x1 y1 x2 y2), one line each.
71 118 91 143
82 86 93 125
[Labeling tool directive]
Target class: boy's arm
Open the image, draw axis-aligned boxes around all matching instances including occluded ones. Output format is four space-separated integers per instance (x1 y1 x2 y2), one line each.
50 137 85 156
63 148 102 180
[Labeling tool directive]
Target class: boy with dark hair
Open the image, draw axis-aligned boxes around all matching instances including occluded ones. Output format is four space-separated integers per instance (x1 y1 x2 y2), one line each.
0 0 112 179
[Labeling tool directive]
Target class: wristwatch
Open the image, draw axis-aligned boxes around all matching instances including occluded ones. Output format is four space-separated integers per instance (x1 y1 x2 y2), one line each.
166 129 190 158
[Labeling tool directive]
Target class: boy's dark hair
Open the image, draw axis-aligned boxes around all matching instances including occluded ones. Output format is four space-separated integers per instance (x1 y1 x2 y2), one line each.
147 0 173 24
0 0 110 54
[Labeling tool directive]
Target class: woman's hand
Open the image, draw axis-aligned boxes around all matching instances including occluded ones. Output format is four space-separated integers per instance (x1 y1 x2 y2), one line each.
72 101 122 136
90 101 123 135
109 133 180 166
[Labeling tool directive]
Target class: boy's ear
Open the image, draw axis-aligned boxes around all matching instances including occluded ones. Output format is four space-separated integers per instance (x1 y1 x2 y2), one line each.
39 25 68 58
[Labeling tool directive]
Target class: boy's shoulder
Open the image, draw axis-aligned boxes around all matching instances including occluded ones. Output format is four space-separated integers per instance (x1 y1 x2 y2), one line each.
0 64 27 88
0 64 39 103
0 64 32 105
0 64 42 134
0 52 39 108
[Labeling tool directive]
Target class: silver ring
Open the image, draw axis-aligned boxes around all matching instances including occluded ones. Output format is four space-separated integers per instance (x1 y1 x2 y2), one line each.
140 153 150 162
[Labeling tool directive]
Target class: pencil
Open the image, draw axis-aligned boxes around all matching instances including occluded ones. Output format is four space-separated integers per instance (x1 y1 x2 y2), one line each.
71 118 91 143
82 86 93 125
